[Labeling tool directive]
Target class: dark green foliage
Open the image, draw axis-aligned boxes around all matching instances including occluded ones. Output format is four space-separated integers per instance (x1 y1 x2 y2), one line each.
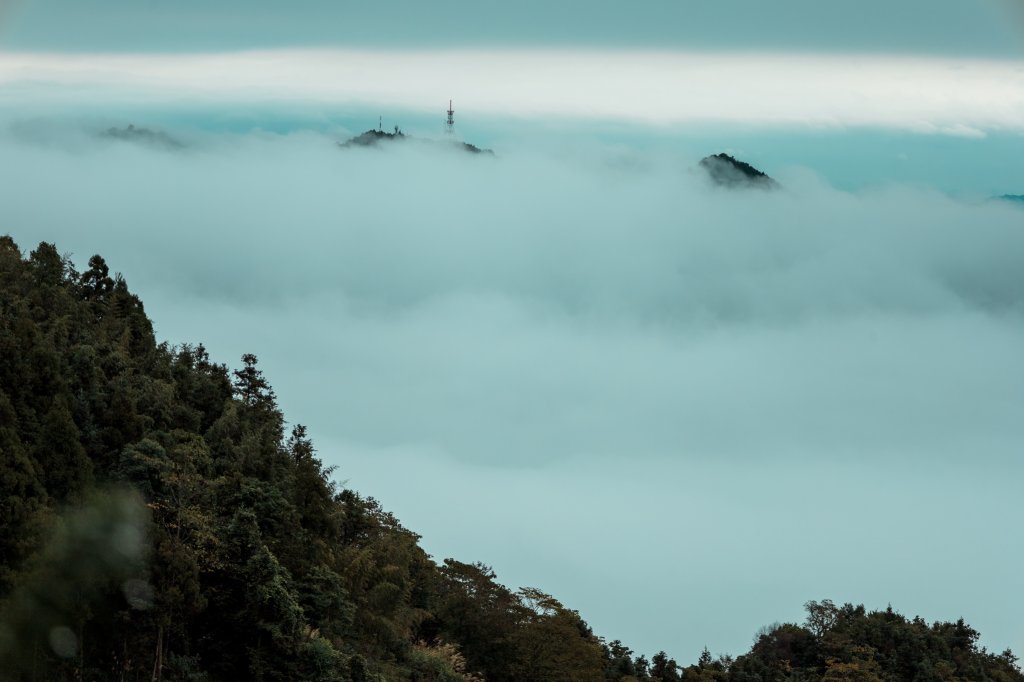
0 489 151 681
651 650 683 681
0 390 46 595
33 396 93 499
0 238 1020 682
434 560 527 680
511 587 606 680
724 601 1023 682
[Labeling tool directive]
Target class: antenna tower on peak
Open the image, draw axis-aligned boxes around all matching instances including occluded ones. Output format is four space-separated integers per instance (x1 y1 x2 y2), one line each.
446 99 455 135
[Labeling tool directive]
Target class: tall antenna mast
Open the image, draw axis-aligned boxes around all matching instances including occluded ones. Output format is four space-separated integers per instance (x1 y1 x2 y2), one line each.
446 99 455 135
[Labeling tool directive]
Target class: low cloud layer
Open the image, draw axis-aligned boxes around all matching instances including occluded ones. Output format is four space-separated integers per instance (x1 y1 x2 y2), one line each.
1 125 1022 660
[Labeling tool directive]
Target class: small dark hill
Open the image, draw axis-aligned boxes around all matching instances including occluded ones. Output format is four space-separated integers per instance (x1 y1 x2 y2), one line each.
997 194 1024 204
101 124 184 150
339 128 493 155
459 140 491 154
699 153 777 189
339 128 408 148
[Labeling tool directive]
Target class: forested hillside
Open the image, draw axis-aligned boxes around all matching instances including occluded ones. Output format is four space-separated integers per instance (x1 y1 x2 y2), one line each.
1 237 1020 682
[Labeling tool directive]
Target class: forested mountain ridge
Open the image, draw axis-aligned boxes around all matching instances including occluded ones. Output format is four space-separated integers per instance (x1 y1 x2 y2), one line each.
0 236 1020 682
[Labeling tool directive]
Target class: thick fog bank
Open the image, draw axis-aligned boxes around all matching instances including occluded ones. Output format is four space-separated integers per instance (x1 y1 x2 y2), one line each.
1 128 1022 661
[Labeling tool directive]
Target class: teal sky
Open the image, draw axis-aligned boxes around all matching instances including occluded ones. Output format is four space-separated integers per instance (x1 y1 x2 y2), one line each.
1 0 1023 55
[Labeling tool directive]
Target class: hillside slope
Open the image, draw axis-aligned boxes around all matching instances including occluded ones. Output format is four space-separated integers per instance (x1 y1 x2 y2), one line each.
1 237 1019 682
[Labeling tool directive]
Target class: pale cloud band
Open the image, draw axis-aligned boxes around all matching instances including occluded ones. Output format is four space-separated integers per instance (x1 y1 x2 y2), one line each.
2 49 1024 135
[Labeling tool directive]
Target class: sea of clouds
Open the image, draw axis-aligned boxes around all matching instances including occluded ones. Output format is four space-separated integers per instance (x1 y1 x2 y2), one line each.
1 123 1021 660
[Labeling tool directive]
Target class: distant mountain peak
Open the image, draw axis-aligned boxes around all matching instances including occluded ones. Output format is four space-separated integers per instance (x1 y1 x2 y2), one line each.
699 153 777 188
101 124 184 150
339 127 407 148
339 128 493 155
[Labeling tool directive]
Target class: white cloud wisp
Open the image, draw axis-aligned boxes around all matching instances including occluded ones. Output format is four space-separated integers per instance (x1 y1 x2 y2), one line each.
2 49 1024 134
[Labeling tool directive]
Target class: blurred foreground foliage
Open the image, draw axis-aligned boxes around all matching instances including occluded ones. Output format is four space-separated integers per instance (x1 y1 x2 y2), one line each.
1 237 1020 682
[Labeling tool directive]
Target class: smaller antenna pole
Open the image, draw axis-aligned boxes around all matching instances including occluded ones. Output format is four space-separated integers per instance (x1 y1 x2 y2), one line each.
446 99 455 135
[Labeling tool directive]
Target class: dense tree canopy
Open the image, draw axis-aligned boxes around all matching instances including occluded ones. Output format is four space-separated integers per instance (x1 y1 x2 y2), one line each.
0 238 1020 682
